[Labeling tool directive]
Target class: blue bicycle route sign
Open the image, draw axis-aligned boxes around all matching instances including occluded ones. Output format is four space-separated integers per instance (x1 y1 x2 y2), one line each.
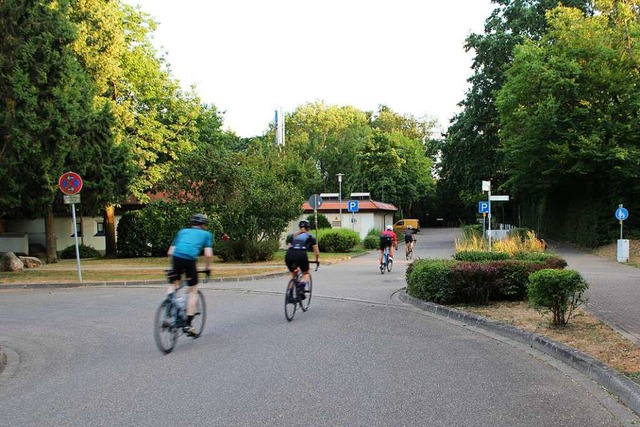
616 207 629 221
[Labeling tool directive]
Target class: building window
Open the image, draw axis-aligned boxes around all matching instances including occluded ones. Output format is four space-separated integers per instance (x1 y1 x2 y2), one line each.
71 219 82 237
95 221 105 237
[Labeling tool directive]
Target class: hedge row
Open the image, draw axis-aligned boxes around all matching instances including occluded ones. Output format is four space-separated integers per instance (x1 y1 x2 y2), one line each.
406 257 567 305
316 228 360 253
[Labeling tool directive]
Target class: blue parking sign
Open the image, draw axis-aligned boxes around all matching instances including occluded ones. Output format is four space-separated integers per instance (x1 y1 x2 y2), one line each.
478 201 489 214
347 200 359 213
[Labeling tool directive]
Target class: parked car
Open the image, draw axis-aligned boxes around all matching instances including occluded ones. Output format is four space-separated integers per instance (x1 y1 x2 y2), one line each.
393 219 420 234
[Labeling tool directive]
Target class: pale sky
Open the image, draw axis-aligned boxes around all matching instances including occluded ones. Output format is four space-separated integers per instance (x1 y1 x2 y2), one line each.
123 0 496 137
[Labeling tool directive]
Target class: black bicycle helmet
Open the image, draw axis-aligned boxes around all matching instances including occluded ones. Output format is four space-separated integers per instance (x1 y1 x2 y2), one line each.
299 220 311 229
190 213 208 226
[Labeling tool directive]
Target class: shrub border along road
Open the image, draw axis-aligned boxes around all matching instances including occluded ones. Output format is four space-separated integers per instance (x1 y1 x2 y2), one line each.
399 290 640 417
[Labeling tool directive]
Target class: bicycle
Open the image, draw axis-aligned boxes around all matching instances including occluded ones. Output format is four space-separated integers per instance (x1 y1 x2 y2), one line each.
154 269 208 354
380 246 393 274
284 261 319 321
406 239 415 260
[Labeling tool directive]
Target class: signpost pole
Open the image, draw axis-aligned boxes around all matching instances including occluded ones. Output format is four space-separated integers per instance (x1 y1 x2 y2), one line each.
314 206 318 237
337 173 344 229
483 213 486 238
488 185 492 252
620 204 624 240
59 171 83 283
71 203 82 283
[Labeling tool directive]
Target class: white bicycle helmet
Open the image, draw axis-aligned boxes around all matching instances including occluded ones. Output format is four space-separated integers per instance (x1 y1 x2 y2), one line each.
386 225 393 230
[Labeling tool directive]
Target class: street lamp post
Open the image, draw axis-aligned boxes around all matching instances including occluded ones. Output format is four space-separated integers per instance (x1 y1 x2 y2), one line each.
337 173 344 228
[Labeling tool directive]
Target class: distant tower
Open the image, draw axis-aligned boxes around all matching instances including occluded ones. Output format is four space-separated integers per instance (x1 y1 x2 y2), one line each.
275 107 285 146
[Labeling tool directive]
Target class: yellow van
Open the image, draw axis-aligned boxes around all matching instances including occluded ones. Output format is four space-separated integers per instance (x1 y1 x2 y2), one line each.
393 219 420 234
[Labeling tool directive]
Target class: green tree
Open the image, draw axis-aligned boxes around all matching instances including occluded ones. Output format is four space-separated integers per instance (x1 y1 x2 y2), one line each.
162 142 302 256
0 0 125 261
438 0 591 224
283 101 372 196
66 1 205 255
358 131 434 216
497 4 640 245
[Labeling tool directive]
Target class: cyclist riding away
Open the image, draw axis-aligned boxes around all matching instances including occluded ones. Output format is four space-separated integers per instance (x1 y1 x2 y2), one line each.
285 220 320 303
379 225 398 266
404 225 417 252
167 213 213 336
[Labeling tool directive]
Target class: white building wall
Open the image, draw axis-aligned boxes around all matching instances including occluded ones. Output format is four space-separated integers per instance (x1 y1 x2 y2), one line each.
5 215 123 254
280 212 391 248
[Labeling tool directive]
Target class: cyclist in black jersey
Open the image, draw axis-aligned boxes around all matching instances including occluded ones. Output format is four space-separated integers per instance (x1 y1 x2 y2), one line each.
404 225 417 252
285 220 320 303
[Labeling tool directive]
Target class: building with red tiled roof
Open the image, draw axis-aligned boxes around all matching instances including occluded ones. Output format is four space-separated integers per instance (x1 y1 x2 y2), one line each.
292 192 398 240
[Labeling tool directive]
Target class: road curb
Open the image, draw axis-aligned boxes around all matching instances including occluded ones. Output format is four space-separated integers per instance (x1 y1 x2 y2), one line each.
0 343 5 375
399 291 640 417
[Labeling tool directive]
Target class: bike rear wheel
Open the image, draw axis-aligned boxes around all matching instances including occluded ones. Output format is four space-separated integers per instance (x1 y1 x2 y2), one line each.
387 257 393 272
154 300 178 354
299 275 312 312
190 290 207 338
284 279 297 321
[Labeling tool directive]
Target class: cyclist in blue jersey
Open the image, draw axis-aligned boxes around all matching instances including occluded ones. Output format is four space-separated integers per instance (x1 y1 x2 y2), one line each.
167 213 213 336
285 220 320 303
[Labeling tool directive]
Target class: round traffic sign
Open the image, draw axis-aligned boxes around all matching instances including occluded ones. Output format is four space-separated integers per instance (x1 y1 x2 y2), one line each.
308 194 323 209
59 171 83 195
615 207 629 221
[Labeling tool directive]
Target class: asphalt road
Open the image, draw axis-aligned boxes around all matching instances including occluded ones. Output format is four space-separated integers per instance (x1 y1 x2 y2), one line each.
0 228 637 426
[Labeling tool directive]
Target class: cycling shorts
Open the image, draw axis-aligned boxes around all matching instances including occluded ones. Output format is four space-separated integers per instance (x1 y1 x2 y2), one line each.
379 239 393 251
171 255 199 286
404 235 414 244
285 248 310 273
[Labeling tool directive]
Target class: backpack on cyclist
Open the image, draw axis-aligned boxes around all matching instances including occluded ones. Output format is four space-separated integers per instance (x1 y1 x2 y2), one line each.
380 235 393 246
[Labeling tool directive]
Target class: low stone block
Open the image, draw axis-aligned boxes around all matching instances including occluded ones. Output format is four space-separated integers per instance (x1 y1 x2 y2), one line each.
19 256 43 269
0 251 24 272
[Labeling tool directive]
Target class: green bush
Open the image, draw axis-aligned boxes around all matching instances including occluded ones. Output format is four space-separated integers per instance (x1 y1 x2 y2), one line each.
115 211 149 258
306 213 331 229
60 244 101 259
363 235 378 250
407 257 568 305
241 239 279 262
117 202 220 258
213 239 278 262
513 252 567 268
528 269 588 327
212 240 237 262
493 260 546 301
453 251 510 262
448 262 500 305
406 259 456 303
363 228 383 250
317 229 360 253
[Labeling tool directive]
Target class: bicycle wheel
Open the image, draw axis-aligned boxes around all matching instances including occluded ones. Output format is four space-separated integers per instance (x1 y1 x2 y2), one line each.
380 260 386 275
190 290 207 338
387 257 393 272
154 300 178 354
284 279 297 321
299 275 312 312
